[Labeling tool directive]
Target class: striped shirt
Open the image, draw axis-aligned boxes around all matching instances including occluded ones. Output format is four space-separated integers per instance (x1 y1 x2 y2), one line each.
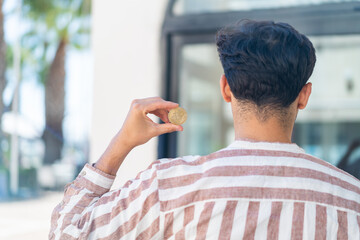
49 140 360 239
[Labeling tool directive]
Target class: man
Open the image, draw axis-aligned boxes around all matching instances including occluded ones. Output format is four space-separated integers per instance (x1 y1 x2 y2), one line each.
50 20 360 239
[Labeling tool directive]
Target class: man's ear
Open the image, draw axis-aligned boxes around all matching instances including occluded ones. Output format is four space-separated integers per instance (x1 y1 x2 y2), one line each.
220 74 232 103
298 82 312 110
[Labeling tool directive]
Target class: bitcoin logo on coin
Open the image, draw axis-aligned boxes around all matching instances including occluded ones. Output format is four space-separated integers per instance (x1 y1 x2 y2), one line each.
168 107 187 125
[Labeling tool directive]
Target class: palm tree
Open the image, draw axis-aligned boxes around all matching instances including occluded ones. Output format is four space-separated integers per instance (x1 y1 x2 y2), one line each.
22 0 91 164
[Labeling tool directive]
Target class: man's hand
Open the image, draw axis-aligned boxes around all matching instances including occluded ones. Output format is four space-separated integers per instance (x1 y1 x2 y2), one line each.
95 97 182 175
119 97 183 149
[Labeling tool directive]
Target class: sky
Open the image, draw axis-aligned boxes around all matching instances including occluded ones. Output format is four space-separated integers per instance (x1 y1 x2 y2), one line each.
3 0 93 146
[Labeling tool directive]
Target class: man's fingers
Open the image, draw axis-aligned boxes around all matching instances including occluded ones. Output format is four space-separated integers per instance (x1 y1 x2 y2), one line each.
142 98 178 113
150 109 169 123
155 123 183 135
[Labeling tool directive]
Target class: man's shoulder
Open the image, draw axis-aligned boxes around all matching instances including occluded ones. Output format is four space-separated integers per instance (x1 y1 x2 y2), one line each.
155 148 234 169
155 144 360 186
298 151 360 184
155 155 202 169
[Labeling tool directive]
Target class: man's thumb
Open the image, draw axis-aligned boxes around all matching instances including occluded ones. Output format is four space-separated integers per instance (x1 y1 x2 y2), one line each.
156 123 183 135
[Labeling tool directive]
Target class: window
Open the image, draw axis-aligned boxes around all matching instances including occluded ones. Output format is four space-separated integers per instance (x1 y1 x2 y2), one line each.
160 0 360 178
177 43 230 156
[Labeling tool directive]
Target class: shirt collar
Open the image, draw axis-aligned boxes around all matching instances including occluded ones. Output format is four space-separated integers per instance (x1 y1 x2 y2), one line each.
226 139 306 154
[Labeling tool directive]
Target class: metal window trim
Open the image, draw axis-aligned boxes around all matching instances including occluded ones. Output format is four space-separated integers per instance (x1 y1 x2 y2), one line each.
163 1 360 35
158 0 360 158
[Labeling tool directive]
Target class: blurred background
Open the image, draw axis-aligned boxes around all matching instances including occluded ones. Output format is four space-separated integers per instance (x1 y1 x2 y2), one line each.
0 0 360 239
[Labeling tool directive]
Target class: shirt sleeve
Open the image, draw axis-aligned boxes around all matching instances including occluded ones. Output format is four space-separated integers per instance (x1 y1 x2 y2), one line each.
49 162 161 240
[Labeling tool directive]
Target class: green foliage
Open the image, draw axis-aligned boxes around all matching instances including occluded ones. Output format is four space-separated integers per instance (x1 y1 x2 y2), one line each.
23 0 55 16
21 0 91 85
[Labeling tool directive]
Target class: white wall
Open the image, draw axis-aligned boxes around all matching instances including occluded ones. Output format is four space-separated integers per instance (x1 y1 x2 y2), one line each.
91 0 167 188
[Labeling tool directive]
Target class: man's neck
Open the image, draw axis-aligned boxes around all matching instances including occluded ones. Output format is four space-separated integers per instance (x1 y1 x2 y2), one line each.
233 114 293 144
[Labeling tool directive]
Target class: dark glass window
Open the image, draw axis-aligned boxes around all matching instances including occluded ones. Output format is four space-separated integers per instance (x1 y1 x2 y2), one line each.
161 0 360 178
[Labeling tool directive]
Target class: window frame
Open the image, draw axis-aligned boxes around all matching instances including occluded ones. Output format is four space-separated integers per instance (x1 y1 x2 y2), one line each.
158 0 360 158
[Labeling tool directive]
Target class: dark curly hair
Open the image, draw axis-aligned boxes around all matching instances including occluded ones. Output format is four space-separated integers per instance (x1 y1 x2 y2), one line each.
216 20 316 112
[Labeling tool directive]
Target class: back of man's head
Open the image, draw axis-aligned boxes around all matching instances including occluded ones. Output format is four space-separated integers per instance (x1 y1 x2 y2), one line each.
216 20 316 122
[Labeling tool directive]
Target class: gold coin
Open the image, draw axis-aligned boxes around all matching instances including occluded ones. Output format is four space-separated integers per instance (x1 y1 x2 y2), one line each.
168 107 187 125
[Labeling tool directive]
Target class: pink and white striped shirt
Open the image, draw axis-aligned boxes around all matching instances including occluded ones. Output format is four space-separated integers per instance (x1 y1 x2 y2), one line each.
50 140 360 239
